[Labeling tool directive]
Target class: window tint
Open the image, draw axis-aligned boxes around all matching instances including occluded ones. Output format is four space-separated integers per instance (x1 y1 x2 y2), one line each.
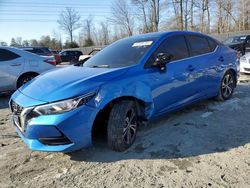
207 38 218 52
146 35 189 68
0 49 20 61
187 35 211 56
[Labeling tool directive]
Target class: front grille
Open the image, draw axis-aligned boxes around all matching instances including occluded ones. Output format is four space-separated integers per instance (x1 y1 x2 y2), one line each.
10 100 34 132
244 68 250 71
10 100 23 115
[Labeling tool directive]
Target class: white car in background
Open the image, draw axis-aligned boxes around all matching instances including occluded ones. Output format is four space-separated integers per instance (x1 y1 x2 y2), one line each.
240 53 250 73
0 46 56 92
78 48 101 62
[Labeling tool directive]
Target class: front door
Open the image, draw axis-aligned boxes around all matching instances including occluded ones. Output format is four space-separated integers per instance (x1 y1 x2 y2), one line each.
145 35 201 115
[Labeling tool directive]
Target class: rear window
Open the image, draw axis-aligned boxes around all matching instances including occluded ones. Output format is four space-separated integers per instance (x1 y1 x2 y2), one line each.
0 49 20 61
187 35 211 56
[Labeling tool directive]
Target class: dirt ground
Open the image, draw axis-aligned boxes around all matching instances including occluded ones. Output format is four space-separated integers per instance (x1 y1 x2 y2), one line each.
0 75 250 188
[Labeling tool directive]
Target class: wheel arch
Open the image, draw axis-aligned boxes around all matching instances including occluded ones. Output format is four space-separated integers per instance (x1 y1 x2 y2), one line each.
16 71 39 88
91 95 150 142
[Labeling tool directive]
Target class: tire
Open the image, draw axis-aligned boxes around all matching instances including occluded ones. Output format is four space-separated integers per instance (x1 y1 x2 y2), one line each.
107 100 139 152
216 70 236 101
17 74 37 88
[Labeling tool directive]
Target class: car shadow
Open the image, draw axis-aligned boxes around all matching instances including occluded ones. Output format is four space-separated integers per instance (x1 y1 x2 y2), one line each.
68 84 250 163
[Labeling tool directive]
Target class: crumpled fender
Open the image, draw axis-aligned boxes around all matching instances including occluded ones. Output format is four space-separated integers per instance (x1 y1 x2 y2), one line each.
93 78 154 119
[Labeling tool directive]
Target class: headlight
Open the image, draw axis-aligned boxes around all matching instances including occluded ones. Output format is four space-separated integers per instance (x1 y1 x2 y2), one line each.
33 92 96 115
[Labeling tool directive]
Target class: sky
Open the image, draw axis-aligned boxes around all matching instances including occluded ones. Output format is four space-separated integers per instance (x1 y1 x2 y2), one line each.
0 0 114 44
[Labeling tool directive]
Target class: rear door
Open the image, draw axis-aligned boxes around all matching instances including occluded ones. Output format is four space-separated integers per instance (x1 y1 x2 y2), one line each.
0 49 24 91
185 35 220 96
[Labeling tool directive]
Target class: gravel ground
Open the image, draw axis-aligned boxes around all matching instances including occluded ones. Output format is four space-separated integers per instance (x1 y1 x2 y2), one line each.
0 74 250 188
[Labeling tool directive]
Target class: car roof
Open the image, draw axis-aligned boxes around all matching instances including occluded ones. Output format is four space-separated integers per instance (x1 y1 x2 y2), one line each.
0 46 44 57
21 47 49 50
124 31 212 41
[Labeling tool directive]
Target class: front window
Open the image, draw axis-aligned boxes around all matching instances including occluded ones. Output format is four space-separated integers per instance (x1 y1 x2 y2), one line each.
83 37 157 68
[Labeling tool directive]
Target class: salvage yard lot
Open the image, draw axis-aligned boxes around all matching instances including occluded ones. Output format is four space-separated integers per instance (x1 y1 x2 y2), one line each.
0 75 250 188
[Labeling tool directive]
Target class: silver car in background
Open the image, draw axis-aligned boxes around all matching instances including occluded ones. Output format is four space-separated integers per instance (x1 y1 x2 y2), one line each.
0 46 56 92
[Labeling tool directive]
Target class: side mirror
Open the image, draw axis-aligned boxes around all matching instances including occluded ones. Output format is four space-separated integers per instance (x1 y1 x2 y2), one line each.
153 53 173 71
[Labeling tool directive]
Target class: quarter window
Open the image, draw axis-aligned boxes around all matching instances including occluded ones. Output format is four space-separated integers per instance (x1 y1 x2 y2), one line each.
187 35 211 56
207 38 218 52
0 49 20 61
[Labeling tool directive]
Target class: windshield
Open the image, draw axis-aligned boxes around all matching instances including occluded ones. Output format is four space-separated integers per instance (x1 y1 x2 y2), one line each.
223 36 246 44
83 37 157 68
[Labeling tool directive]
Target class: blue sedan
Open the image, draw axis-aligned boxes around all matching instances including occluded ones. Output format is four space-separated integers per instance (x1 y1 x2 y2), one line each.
10 31 239 152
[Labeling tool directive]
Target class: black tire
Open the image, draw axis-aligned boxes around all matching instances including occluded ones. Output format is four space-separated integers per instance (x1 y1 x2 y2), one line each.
216 70 236 101
107 100 139 152
17 74 37 88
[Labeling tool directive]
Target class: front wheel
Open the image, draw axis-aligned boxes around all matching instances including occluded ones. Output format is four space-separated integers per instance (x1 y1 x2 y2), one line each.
216 70 236 101
107 100 139 152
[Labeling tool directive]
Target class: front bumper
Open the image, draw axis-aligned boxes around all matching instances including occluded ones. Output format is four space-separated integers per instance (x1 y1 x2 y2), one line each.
10 90 98 152
240 61 250 73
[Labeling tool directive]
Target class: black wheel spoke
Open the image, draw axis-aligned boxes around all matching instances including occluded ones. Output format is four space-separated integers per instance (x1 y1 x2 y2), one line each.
122 108 137 145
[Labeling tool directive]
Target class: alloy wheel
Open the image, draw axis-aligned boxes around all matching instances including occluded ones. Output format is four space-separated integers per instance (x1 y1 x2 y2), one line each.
222 74 234 98
122 108 137 145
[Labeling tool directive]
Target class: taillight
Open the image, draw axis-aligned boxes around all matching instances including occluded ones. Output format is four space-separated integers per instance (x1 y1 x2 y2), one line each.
44 58 56 66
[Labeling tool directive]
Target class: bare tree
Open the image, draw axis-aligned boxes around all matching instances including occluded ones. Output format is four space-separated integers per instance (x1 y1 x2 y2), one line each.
110 0 134 36
100 21 110 45
57 7 81 43
82 16 95 46
131 0 150 33
149 0 160 32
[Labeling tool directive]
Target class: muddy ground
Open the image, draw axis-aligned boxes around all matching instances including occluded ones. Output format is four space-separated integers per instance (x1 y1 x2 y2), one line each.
0 75 250 188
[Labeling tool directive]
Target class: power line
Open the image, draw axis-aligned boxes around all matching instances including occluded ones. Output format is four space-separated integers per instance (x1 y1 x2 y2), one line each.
0 19 57 22
0 2 112 6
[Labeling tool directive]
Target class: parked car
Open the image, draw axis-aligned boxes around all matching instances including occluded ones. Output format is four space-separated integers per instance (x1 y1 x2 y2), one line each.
22 47 52 56
59 50 83 63
78 48 101 62
22 47 61 64
50 50 62 64
0 47 56 92
10 31 238 153
240 53 250 73
223 35 250 55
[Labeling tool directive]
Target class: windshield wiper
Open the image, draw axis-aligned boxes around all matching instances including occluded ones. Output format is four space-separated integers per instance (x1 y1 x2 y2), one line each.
92 65 110 68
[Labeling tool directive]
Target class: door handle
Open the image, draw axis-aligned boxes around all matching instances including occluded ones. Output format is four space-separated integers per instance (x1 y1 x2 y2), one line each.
10 63 21 66
218 56 224 62
187 65 195 72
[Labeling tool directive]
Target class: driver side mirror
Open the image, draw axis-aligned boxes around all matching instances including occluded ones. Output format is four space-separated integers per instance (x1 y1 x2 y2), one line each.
153 53 173 71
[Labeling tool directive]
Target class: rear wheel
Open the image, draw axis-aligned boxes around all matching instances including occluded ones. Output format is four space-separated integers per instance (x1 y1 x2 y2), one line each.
17 74 37 88
107 100 139 151
216 70 236 101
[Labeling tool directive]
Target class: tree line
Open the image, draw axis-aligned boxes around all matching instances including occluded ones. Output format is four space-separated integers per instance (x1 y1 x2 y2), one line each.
4 0 250 49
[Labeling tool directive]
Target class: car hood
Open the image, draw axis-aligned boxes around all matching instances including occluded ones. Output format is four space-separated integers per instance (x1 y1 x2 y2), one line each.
19 66 128 103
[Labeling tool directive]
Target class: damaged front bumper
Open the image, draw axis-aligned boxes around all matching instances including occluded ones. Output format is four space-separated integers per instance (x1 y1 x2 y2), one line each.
10 90 98 152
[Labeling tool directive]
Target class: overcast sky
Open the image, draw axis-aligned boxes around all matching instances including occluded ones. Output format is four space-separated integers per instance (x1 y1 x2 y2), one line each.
0 0 113 44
